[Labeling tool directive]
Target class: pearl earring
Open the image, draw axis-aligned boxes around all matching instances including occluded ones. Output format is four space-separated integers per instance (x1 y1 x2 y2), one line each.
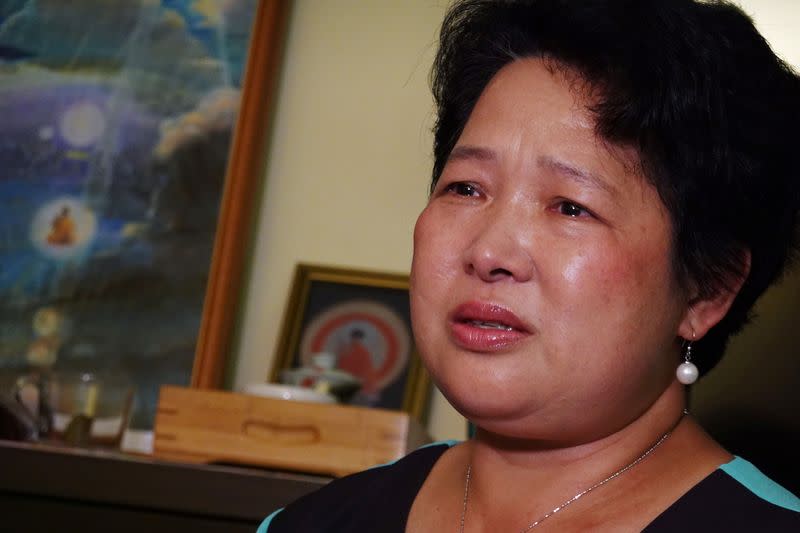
676 336 699 385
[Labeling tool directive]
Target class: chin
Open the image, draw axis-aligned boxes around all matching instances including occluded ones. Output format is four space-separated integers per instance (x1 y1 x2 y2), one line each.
464 406 610 446
453 396 555 442
435 371 542 425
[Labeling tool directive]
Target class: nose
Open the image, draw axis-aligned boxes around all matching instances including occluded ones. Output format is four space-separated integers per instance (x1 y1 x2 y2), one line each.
462 201 536 283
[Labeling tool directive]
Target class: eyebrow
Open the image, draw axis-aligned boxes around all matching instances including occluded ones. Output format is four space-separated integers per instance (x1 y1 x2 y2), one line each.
448 145 498 163
447 145 619 197
537 155 618 197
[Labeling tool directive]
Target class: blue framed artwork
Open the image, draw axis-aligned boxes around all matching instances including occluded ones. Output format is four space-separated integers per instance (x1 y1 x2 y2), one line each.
0 0 288 428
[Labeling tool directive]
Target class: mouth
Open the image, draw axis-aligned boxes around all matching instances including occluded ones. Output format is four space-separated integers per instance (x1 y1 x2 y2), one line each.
448 301 532 352
462 320 515 331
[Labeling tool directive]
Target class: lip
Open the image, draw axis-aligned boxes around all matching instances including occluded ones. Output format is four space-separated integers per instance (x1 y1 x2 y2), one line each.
448 301 533 352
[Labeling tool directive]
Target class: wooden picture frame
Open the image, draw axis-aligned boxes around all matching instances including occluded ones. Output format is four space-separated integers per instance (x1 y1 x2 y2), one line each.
270 263 431 420
192 0 290 389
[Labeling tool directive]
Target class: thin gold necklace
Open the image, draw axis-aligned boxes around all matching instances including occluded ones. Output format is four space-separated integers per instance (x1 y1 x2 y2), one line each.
459 416 683 532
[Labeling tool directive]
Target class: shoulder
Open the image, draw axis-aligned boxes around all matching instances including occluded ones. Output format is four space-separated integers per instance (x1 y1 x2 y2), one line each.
259 441 458 533
647 456 800 532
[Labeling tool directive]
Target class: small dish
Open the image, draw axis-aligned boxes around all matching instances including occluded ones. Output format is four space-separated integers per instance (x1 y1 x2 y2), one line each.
242 383 336 404
280 368 362 402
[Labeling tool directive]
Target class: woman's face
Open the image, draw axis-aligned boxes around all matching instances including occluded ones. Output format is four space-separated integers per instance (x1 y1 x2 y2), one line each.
410 59 689 443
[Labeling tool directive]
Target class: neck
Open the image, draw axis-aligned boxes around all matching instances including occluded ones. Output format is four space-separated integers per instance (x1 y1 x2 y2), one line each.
462 382 696 530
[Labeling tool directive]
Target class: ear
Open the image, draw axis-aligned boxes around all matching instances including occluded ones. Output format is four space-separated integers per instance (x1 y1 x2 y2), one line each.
677 249 751 340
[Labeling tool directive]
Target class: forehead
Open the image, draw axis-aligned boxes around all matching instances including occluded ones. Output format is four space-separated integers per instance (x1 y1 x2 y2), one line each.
471 58 594 129
455 58 646 191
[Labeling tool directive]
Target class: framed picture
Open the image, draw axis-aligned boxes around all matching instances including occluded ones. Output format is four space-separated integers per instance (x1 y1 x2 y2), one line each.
0 1 289 429
271 264 430 420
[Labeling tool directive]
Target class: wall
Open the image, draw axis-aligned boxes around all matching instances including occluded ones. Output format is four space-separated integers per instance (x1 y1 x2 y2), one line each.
230 0 464 441
231 0 800 443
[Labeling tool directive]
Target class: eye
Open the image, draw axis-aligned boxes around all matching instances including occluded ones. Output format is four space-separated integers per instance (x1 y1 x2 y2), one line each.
555 200 593 218
443 181 481 197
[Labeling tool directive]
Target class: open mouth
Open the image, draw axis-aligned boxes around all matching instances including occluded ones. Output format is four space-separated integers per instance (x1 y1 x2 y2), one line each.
450 301 530 333
461 319 515 331
447 301 533 352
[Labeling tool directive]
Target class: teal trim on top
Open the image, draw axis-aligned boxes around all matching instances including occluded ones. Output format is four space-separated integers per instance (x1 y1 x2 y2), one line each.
721 456 800 512
419 439 461 450
257 508 283 533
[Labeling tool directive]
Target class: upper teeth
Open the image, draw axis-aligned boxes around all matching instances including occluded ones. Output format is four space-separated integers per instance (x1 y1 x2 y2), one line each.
470 320 513 331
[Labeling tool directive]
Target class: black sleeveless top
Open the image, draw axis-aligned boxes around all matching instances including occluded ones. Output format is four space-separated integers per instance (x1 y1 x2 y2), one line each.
260 442 800 532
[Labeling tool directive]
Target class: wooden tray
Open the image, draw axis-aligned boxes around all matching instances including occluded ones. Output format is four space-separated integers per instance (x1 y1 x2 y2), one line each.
153 386 430 477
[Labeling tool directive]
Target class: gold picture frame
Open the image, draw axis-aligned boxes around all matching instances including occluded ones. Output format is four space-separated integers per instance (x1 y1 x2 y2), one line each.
270 263 430 420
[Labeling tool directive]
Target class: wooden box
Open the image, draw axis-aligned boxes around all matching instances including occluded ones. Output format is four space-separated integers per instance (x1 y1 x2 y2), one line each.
153 386 430 477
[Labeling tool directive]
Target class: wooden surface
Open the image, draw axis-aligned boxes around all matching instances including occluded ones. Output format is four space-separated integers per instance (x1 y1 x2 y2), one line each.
0 439 328 532
154 386 430 477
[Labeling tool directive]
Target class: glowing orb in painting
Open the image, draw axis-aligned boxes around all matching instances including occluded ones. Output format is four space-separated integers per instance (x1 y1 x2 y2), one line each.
59 102 106 147
299 300 410 394
38 125 55 141
30 197 97 259
32 306 65 337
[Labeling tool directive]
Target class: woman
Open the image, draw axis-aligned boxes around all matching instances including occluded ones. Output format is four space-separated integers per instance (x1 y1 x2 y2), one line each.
260 0 800 530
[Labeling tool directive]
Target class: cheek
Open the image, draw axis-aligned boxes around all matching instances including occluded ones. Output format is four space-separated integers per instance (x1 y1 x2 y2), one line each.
410 206 458 291
410 206 464 359
612 232 677 304
410 208 433 293
545 240 679 396
410 210 441 366
551 233 677 331
410 208 443 321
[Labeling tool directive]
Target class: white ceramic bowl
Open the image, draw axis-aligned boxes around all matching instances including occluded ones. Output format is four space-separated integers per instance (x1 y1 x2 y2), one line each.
242 383 336 404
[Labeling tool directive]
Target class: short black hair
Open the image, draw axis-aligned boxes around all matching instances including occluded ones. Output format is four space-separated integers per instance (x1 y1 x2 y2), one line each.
431 0 800 374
